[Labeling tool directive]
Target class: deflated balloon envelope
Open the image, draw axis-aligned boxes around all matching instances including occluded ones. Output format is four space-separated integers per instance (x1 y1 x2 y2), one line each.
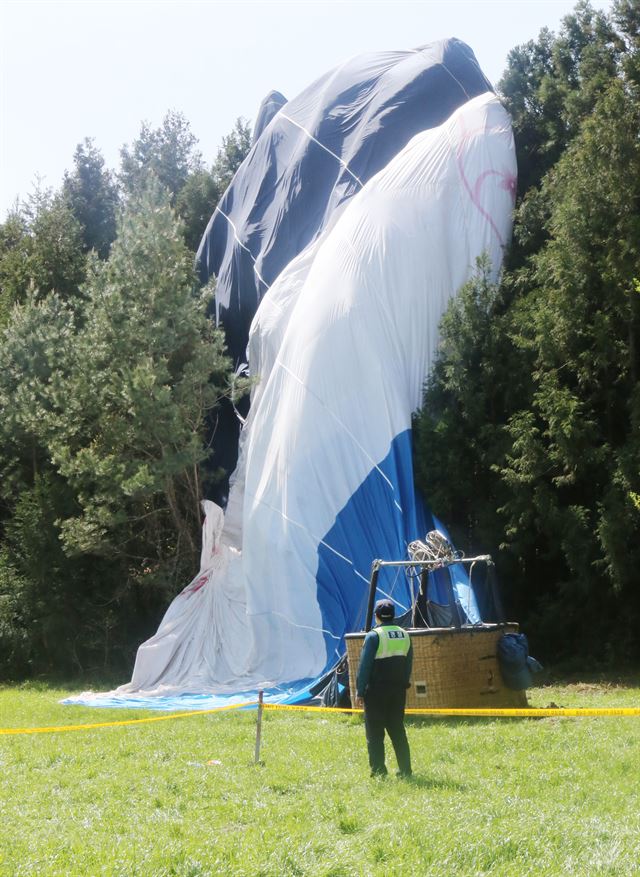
120 43 517 696
197 39 495 361
225 90 516 683
197 39 495 492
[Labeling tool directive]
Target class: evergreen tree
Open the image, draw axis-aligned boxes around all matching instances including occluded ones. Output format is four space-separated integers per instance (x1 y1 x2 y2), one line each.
499 1 622 198
415 4 640 664
414 258 530 553
118 112 251 253
211 117 252 193
50 181 231 563
613 0 640 89
63 138 119 258
0 211 32 326
498 80 640 659
0 189 87 326
176 168 220 253
119 110 200 201
0 183 234 677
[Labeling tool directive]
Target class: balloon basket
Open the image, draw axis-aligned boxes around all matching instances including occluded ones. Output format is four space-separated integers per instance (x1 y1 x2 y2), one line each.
345 623 527 710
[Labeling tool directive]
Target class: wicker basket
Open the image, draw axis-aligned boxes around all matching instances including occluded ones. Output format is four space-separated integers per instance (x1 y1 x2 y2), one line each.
345 623 527 709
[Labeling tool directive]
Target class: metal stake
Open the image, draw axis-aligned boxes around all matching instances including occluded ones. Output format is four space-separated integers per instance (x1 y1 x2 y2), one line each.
254 689 264 764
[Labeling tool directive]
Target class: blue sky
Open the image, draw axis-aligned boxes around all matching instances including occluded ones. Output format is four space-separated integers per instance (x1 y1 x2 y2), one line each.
0 0 611 218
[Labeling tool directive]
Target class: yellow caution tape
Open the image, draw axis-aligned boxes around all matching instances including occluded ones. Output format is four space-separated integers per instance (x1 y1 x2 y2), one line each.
0 700 254 736
2 701 640 736
263 703 361 714
262 703 640 718
402 707 640 718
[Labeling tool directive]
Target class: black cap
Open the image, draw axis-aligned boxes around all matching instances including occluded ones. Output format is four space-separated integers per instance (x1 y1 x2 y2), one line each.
374 599 395 620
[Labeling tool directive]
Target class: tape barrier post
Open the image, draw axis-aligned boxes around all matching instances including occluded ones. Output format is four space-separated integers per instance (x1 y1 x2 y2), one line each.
254 689 264 764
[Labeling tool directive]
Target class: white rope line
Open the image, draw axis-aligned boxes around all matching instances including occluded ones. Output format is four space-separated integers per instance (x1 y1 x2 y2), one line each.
453 49 493 92
240 486 365 579
269 610 343 641
275 359 402 509
437 61 472 100
279 112 365 190
353 568 371 585
237 484 406 613
213 204 270 291
376 582 408 612
318 538 353 566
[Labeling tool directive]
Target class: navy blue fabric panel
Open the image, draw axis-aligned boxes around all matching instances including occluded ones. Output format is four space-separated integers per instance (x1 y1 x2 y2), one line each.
252 90 288 143
197 38 493 368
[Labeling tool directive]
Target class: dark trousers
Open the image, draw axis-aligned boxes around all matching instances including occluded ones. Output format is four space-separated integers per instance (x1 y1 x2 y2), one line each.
363 687 412 776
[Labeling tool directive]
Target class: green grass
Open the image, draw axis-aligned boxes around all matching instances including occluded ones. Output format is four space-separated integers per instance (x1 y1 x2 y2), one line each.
1 679 639 876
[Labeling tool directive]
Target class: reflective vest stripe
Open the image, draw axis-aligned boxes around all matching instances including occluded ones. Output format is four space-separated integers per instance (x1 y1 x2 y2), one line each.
375 625 411 660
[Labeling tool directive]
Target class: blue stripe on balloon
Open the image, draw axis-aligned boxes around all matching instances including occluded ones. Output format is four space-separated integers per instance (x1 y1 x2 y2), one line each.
316 429 480 671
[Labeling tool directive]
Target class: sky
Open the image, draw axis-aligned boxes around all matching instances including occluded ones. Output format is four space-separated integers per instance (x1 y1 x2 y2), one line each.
0 0 612 220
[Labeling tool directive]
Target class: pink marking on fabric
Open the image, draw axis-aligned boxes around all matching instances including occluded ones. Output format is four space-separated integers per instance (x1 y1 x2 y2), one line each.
454 118 516 247
182 574 208 597
501 174 517 199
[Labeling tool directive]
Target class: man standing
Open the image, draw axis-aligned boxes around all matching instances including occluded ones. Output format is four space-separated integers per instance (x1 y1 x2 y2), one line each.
356 599 413 778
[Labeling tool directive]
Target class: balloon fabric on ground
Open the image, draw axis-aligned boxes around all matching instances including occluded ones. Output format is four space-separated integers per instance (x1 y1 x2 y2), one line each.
68 43 516 709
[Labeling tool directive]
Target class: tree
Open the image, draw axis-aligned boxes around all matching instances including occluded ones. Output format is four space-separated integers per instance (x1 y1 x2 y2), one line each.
176 118 253 252
118 113 252 253
612 0 640 89
119 110 202 202
0 189 86 326
175 168 220 253
0 292 114 675
499 1 623 198
414 259 523 550
497 80 640 659
63 138 119 258
0 211 32 325
51 181 232 563
211 117 252 193
27 193 87 301
415 3 640 664
0 182 234 676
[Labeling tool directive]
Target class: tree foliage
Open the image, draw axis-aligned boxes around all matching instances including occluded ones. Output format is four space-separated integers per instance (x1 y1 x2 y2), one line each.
211 117 252 194
415 0 640 665
499 1 623 198
119 111 251 252
62 138 119 258
0 187 87 319
0 184 232 677
119 110 201 202
0 98 255 677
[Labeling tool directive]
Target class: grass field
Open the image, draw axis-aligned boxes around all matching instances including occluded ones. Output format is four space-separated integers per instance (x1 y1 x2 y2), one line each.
1 679 639 876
